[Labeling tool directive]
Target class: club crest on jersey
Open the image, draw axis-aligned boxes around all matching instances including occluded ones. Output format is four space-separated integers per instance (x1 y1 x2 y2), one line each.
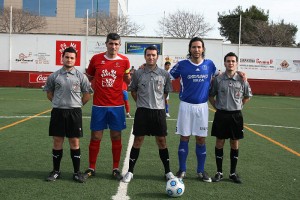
202 65 208 70
115 62 120 67
101 69 117 87
102 78 115 87
101 60 105 64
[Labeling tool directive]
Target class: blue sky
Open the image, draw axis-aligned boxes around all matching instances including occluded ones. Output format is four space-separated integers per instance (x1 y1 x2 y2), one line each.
128 0 300 43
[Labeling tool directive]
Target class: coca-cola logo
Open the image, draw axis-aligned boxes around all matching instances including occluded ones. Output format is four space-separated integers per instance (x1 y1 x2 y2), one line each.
37 75 48 82
29 73 50 83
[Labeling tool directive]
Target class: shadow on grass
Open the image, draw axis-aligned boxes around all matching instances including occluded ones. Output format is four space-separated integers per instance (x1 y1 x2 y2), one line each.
0 170 78 182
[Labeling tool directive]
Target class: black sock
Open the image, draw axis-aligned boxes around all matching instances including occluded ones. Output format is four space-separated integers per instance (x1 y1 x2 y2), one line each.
52 149 63 172
230 148 239 174
159 148 171 174
128 147 140 173
71 148 81 173
215 147 223 173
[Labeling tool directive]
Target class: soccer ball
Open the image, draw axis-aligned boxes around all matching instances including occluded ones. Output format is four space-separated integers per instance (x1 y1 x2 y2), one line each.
166 178 185 197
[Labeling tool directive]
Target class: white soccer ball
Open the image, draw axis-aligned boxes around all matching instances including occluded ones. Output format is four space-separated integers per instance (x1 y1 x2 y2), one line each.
166 177 185 197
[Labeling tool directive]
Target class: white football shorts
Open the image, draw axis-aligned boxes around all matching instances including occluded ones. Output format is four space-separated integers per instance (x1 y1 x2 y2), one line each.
166 94 170 100
175 101 209 137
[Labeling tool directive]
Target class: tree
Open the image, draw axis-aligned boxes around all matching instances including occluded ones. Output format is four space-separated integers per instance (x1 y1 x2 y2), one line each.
0 7 47 33
248 20 298 46
156 10 213 38
86 12 143 36
218 5 298 46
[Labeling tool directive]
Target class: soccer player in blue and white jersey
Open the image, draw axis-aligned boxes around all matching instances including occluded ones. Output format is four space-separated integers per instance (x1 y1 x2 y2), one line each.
169 37 218 182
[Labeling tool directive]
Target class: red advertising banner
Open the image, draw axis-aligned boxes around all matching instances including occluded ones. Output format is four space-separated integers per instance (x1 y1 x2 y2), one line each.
29 73 51 83
55 41 81 66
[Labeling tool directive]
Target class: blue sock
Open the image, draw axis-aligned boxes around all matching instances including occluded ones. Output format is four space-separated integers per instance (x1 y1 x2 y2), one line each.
178 140 189 171
166 104 169 113
196 143 206 173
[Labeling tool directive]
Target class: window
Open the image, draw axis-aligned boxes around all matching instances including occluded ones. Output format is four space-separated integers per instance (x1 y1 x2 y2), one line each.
98 0 110 15
0 0 4 11
23 0 57 17
75 0 92 18
75 0 110 18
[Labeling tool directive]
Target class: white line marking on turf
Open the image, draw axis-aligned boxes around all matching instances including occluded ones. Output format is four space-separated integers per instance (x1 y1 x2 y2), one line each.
111 126 134 200
1 116 300 130
0 116 50 118
244 123 300 130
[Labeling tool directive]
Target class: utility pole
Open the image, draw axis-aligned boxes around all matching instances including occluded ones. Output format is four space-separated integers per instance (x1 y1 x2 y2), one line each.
96 0 98 35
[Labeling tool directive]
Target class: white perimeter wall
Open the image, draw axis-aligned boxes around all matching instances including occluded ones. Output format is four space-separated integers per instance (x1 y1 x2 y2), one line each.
0 33 299 80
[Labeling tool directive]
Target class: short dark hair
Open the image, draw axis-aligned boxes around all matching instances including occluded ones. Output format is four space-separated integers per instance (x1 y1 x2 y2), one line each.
165 61 171 66
144 45 158 56
62 47 77 57
106 33 121 43
224 52 238 62
187 37 205 58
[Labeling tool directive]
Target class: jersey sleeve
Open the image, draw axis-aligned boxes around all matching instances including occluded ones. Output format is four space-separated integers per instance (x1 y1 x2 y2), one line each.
43 73 55 92
243 81 253 98
164 71 173 93
209 60 217 76
86 55 96 77
125 59 131 74
209 76 218 97
80 73 93 94
129 70 139 92
169 62 181 79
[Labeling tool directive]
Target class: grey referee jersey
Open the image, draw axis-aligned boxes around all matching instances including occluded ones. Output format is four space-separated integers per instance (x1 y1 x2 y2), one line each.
209 73 252 111
129 65 172 109
44 67 93 108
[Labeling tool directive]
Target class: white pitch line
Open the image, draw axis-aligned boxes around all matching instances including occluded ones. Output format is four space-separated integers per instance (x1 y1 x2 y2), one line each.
111 126 134 200
244 123 300 130
0 115 50 118
1 116 300 130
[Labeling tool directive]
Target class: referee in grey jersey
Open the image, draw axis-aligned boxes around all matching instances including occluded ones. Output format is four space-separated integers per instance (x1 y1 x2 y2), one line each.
43 47 93 183
122 45 175 183
209 52 252 184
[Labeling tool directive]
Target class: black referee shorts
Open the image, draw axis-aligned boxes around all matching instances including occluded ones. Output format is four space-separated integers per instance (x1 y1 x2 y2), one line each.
211 110 244 140
133 107 167 136
49 108 83 138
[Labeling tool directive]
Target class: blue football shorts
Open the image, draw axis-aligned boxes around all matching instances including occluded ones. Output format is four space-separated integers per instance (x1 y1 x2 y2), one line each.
90 105 126 131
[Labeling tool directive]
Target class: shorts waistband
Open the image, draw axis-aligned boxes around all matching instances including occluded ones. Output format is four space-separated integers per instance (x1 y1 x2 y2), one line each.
216 109 241 114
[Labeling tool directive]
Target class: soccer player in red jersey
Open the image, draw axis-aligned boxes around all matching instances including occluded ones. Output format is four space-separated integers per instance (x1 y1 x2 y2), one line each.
84 33 131 181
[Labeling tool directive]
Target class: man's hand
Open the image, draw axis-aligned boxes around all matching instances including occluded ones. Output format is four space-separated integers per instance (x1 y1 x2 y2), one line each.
139 63 146 69
237 71 247 82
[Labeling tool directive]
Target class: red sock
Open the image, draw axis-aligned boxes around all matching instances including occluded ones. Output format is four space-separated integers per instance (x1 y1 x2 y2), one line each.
112 139 122 169
124 100 130 113
89 139 101 169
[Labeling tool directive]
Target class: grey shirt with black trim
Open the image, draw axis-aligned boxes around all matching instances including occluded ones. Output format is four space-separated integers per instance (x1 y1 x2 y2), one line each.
43 67 93 109
209 72 252 111
129 65 172 109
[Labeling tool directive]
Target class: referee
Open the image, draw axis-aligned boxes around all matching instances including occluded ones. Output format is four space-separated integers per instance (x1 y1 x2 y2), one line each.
122 45 175 183
209 52 252 184
43 47 93 183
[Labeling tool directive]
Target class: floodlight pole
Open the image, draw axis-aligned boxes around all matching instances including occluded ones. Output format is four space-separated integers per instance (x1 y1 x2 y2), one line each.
86 9 89 69
86 9 89 36
238 14 242 70
162 11 165 67
9 5 12 72
96 0 99 35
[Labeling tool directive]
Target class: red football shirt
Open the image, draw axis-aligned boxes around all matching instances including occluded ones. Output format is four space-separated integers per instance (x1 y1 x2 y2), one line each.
86 52 130 106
